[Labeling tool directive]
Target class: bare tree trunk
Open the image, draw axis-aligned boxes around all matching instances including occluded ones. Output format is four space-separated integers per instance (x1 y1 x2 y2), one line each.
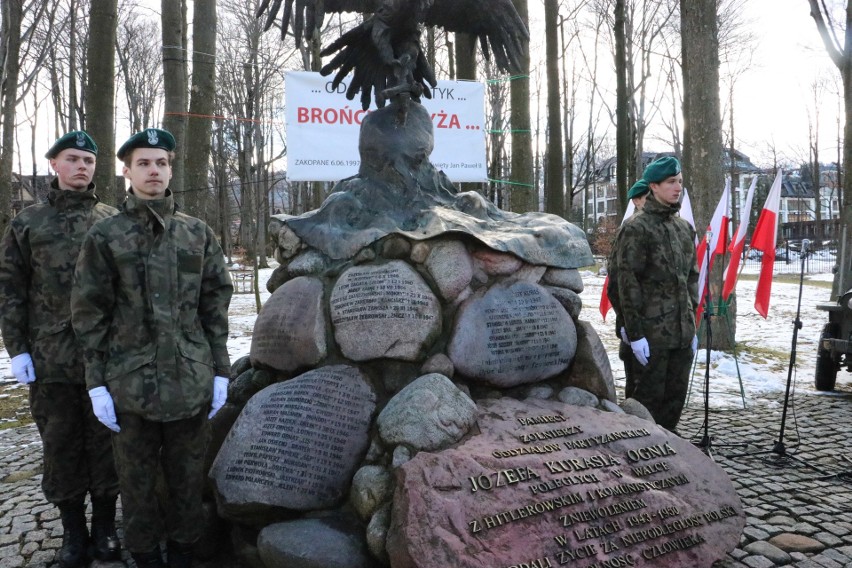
808 0 852 299
86 0 118 205
455 33 476 194
614 0 631 217
509 0 534 213
184 0 217 220
0 0 22 234
68 0 78 130
162 0 188 200
543 0 564 217
681 0 728 348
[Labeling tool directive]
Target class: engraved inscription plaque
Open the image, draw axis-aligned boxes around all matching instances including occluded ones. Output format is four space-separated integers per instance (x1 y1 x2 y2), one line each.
448 281 577 387
387 398 744 568
210 365 376 514
330 260 441 361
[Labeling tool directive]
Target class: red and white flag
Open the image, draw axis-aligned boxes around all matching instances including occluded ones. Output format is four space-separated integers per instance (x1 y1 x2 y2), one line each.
680 187 698 236
722 176 758 301
695 181 731 321
751 170 783 318
599 201 638 321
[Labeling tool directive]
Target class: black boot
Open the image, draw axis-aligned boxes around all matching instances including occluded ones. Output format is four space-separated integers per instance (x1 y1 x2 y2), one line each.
56 498 89 568
166 540 194 568
132 547 166 568
90 494 122 561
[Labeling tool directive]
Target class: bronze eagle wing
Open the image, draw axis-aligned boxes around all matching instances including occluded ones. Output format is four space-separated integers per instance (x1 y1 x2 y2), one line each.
257 0 528 110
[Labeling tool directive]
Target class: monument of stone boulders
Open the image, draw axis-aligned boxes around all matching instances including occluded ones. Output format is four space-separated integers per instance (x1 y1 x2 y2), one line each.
205 98 745 568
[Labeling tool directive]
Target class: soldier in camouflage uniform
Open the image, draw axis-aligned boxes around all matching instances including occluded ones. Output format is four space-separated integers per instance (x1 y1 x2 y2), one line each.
607 178 650 401
611 157 698 431
71 129 232 568
0 131 121 568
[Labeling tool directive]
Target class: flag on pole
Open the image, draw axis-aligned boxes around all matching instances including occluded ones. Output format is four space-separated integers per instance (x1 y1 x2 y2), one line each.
599 201 638 321
722 176 758 301
680 187 697 235
751 170 784 318
695 180 731 321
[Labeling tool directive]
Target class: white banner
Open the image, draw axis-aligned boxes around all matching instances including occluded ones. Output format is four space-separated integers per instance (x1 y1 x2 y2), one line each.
285 71 487 182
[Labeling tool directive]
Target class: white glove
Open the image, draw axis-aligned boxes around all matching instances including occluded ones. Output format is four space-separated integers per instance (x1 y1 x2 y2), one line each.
11 353 36 384
630 337 650 366
88 386 120 432
619 327 629 345
208 375 229 419
691 335 698 354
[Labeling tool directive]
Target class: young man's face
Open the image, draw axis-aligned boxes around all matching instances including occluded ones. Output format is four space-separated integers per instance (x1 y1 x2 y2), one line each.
123 148 172 200
650 174 683 206
632 194 648 210
50 149 96 191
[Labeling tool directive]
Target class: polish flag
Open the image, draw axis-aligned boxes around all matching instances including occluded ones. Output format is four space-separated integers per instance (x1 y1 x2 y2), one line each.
722 176 758 301
695 181 731 321
599 200 638 321
680 187 698 236
751 170 783 318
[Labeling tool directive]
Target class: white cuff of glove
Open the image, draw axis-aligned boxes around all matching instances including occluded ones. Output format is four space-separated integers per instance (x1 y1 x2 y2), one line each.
630 337 650 366
619 327 629 345
11 353 36 384
691 335 698 354
208 375 229 419
88 386 120 432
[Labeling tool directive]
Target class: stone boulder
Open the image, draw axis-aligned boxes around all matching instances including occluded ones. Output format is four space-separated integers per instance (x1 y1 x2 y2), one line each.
250 276 327 373
387 398 744 568
330 261 442 361
376 373 477 452
210 366 376 523
448 281 577 387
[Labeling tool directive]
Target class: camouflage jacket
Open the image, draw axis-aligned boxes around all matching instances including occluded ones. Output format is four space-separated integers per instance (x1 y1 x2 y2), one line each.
606 209 642 339
612 193 698 349
71 190 233 421
0 182 117 383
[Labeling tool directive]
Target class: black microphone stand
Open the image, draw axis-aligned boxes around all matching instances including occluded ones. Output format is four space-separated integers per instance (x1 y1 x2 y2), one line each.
692 233 746 458
726 240 825 473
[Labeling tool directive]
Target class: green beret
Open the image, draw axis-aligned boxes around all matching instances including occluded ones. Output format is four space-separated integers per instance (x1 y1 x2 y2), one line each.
117 128 176 160
627 179 649 199
45 131 97 159
642 156 681 184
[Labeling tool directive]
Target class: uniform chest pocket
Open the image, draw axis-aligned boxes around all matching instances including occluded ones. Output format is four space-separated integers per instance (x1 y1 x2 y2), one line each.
30 232 70 263
178 251 203 274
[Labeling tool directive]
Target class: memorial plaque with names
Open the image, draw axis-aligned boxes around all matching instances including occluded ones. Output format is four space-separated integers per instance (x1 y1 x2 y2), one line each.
250 276 328 372
210 365 376 518
330 260 441 361
387 398 744 568
448 282 577 387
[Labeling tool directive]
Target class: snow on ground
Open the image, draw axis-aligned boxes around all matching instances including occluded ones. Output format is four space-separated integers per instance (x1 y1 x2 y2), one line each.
1 258 850 412
582 266 852 413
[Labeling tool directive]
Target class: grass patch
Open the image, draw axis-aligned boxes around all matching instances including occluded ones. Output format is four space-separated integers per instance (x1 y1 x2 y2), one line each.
0 390 32 430
736 342 790 372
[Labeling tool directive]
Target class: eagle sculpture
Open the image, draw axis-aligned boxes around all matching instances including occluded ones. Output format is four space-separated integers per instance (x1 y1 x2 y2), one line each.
257 0 529 110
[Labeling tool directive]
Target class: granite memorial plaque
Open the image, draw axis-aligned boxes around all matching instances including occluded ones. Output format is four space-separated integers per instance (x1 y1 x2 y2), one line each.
448 282 577 387
250 276 328 372
387 398 744 568
210 365 376 517
330 260 441 361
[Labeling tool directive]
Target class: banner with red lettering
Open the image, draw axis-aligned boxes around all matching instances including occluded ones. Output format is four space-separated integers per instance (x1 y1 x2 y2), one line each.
285 71 487 182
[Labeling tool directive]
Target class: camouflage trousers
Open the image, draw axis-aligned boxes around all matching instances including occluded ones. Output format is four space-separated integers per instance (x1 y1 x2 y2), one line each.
112 411 210 553
29 382 119 504
631 346 693 430
618 341 638 400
